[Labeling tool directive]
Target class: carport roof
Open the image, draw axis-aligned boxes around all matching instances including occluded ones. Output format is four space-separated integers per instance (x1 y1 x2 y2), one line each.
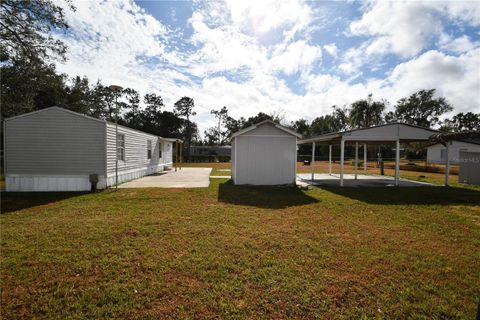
298 123 438 144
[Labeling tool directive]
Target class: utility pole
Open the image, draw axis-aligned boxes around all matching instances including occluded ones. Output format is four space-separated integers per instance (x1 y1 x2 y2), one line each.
109 85 123 190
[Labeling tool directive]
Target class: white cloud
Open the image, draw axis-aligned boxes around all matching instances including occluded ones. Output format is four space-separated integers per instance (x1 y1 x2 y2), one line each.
349 0 480 58
269 40 322 75
54 0 173 89
438 34 479 54
382 49 480 113
438 1 480 26
187 11 266 76
299 48 480 121
349 1 442 57
338 46 365 75
52 0 480 135
323 43 337 58
224 0 312 40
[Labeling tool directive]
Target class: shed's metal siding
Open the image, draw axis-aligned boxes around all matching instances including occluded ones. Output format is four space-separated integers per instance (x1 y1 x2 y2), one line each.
231 138 236 181
105 123 171 185
458 151 480 185
5 108 106 175
234 123 296 185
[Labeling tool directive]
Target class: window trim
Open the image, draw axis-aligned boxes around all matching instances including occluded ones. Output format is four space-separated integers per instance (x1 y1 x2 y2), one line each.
147 139 152 159
117 133 125 161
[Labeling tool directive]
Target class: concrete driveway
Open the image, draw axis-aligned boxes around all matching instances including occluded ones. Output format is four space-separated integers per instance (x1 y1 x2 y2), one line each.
118 167 212 188
297 173 435 187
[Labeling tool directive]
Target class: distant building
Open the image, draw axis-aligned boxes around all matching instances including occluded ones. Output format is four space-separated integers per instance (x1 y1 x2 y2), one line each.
189 145 231 157
427 140 480 165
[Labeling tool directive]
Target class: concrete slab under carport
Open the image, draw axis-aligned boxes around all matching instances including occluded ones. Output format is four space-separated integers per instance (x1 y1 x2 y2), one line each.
296 173 435 187
118 167 212 188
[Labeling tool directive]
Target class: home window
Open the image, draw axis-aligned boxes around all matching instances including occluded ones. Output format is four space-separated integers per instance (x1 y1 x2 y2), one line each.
147 140 152 159
117 134 125 161
440 149 446 160
159 142 162 158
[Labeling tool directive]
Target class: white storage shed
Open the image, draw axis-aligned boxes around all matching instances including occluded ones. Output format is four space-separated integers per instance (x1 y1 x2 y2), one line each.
458 151 480 185
4 107 180 192
231 120 301 185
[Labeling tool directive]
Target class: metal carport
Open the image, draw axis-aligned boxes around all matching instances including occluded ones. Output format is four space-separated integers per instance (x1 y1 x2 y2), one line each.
298 123 441 187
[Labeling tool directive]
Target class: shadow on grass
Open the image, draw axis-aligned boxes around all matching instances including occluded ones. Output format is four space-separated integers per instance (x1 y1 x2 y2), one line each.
217 180 318 209
320 186 480 205
1 192 88 214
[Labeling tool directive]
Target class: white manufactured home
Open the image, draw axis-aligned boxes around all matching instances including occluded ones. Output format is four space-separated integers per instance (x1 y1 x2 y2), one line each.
427 140 480 165
231 120 301 185
4 107 180 192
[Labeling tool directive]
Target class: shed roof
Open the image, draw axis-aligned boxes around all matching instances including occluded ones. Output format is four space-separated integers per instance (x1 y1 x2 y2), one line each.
231 120 302 138
298 123 438 144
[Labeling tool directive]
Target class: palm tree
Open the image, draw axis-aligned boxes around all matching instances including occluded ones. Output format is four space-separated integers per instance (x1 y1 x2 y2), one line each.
349 94 386 129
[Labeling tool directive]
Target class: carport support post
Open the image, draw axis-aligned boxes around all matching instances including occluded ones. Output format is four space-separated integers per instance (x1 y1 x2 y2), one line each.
395 139 400 186
311 142 315 181
354 142 358 180
328 144 332 175
179 142 183 170
445 142 450 187
363 144 367 174
340 139 345 187
174 141 178 172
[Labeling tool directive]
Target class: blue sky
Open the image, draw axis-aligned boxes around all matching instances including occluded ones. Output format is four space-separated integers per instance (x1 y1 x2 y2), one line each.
54 0 480 133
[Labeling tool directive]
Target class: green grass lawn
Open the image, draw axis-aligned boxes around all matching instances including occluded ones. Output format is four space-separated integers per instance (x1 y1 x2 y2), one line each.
1 180 480 319
210 168 231 177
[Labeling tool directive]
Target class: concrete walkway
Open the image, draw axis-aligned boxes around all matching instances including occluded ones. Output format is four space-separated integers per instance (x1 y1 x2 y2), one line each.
118 168 212 188
297 173 435 187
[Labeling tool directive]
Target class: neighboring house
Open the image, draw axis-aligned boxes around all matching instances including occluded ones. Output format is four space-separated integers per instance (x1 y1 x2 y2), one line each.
190 145 231 157
4 107 180 192
427 140 480 165
231 120 301 185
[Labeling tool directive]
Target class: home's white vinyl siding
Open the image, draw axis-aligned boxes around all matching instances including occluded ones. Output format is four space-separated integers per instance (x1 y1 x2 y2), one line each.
4 107 177 191
5 108 106 174
4 108 106 191
105 123 171 185
163 142 173 164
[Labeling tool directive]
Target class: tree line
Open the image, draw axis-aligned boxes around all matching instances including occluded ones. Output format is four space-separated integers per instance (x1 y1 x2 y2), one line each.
290 90 479 139
206 91 478 147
